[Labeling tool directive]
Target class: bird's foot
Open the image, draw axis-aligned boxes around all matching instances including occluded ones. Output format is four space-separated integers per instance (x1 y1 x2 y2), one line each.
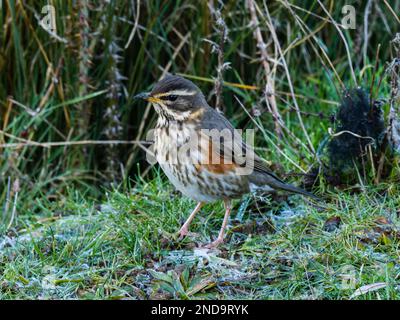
202 238 224 249
178 226 189 239
178 227 200 239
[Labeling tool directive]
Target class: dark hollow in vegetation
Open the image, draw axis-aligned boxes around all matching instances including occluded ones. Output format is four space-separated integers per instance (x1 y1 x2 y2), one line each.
328 88 385 178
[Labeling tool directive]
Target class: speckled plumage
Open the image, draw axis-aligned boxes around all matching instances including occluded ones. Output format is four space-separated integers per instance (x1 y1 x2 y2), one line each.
136 75 317 248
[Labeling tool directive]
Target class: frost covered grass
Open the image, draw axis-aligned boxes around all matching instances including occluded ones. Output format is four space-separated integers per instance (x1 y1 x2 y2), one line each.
1 173 400 300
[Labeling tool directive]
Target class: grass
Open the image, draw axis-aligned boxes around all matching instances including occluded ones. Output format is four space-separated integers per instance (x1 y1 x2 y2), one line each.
2 0 400 300
1 171 400 300
1 0 399 199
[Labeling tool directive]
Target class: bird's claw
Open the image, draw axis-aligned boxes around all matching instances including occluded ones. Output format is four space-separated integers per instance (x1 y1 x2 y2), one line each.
177 224 190 237
178 228 199 240
202 238 224 249
178 230 188 240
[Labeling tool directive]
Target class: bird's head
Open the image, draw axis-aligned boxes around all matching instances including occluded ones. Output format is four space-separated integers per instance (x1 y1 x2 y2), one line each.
134 75 207 121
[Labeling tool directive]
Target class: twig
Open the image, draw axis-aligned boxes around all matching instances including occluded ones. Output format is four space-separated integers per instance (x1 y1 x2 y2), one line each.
208 0 229 113
375 2 392 34
24 3 68 43
280 0 344 91
261 1 316 154
383 0 400 24
375 152 386 184
246 0 283 137
387 34 400 153
234 96 306 173
328 128 375 141
162 32 191 77
125 0 140 49
0 139 151 149
8 97 66 140
7 179 20 230
178 73 340 105
317 0 357 86
363 0 373 67
0 130 151 151
0 130 45 147
2 177 11 223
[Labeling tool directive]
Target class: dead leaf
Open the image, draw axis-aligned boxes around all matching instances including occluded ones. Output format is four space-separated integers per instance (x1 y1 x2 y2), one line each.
358 216 400 244
323 216 341 232
186 277 216 296
350 282 387 299
375 216 391 225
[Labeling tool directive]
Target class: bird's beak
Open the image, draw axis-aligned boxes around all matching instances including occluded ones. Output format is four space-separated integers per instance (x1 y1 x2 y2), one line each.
133 92 150 101
133 92 162 104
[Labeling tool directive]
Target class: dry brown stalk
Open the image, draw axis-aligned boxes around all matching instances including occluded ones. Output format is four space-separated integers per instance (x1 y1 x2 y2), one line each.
247 0 283 137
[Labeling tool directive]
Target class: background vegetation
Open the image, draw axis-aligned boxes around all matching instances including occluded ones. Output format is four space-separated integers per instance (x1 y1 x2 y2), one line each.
1 0 400 299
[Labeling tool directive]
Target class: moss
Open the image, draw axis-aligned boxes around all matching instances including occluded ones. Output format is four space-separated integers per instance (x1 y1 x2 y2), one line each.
326 88 386 184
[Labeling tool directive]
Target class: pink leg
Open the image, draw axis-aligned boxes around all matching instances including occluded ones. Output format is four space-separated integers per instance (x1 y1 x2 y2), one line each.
178 202 204 238
204 200 232 249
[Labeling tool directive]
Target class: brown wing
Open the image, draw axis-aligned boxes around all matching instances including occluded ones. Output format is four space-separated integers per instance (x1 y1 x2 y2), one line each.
199 107 319 199
195 133 238 174
197 106 319 199
198 106 284 182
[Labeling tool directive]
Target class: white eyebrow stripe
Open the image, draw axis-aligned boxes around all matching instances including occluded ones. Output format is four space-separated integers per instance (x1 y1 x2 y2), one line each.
154 90 197 97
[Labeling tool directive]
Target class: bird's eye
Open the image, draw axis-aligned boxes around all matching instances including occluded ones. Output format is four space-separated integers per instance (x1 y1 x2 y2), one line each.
167 95 178 101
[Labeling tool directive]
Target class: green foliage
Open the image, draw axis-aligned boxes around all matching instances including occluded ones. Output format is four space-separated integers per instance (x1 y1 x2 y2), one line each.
1 0 400 300
1 0 400 201
1 176 400 299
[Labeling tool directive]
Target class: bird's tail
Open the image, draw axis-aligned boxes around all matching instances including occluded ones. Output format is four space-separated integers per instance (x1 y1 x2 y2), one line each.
270 180 320 201
248 169 320 200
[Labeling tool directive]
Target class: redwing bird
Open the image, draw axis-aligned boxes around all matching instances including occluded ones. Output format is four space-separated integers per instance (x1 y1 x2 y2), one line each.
135 75 318 248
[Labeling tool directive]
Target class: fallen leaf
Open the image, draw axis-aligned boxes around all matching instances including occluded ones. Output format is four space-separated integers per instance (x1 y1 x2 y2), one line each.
358 216 400 244
323 216 341 232
350 282 387 299
375 216 391 225
187 277 215 296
